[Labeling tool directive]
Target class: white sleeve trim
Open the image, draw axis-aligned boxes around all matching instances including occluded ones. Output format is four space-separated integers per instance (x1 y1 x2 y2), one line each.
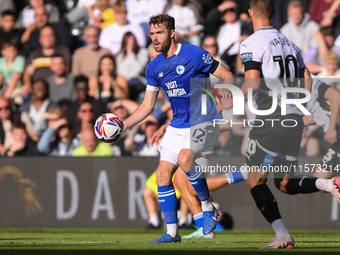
146 85 160 91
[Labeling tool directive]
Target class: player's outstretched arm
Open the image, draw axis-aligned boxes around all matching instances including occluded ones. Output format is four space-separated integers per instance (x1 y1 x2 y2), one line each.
324 87 340 144
123 90 158 130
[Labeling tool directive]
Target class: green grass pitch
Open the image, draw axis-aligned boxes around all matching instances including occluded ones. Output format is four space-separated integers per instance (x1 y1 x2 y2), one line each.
0 229 340 254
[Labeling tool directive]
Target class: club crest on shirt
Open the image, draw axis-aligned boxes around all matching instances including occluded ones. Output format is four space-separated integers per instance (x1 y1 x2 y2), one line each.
176 65 185 75
240 52 253 63
202 53 213 64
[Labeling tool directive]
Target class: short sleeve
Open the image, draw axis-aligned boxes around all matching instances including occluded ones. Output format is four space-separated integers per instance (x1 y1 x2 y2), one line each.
239 39 263 64
12 55 25 73
145 63 160 91
192 47 215 73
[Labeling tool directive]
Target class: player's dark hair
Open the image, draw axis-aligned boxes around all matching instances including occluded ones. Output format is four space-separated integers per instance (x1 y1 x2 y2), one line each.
74 75 89 87
1 10 16 19
250 0 275 20
149 14 175 32
12 121 26 132
1 38 18 50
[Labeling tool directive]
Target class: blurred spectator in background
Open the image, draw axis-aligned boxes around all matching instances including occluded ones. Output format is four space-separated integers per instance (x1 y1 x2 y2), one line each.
272 0 312 29
88 0 115 29
116 32 148 101
46 54 74 104
164 0 203 47
280 0 319 55
20 5 71 57
0 39 25 105
72 127 112 156
304 26 340 74
0 97 18 155
64 76 106 132
20 79 57 142
0 1 15 20
127 118 159 157
15 0 60 29
309 0 340 24
92 54 129 104
204 0 252 73
66 0 96 25
202 35 228 72
126 0 167 39
72 25 112 80
319 0 340 41
0 11 23 52
37 108 75 156
214 127 242 157
99 0 146 55
22 26 71 94
72 101 95 143
109 99 139 156
317 50 340 87
5 121 41 157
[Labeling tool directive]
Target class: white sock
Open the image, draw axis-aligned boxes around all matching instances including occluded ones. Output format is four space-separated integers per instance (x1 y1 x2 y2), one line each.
148 213 159 227
201 197 214 211
271 219 291 240
167 223 178 238
315 178 332 193
178 216 187 226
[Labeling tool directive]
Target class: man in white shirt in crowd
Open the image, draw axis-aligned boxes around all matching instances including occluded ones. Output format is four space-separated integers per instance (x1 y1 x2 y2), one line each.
98 0 146 55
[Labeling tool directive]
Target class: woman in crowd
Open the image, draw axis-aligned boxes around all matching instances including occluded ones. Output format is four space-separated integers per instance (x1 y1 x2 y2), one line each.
116 32 149 101
90 54 129 104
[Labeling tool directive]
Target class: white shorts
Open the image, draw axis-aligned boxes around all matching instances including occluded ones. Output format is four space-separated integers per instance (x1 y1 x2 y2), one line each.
159 123 219 165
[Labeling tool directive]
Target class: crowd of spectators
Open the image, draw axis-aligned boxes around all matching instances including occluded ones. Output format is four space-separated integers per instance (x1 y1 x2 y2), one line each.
0 0 339 158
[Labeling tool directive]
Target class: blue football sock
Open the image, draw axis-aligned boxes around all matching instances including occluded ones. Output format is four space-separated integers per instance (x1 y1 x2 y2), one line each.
193 212 203 229
185 164 210 202
158 185 178 224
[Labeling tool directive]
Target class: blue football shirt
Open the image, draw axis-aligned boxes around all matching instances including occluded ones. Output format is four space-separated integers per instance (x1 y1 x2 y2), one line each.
146 43 222 128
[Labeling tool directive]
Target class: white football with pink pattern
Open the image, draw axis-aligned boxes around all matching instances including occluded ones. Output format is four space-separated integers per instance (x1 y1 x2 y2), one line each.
94 113 124 143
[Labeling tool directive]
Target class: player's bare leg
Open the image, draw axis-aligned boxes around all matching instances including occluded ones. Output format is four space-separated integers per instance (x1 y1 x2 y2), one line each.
178 148 218 234
143 187 160 228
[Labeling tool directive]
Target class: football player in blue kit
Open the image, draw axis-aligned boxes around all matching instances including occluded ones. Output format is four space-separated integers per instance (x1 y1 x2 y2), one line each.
123 14 235 243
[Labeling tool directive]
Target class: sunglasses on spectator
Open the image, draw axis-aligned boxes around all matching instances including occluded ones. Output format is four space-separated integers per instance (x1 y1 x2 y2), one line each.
223 8 236 14
80 109 93 113
0 106 10 111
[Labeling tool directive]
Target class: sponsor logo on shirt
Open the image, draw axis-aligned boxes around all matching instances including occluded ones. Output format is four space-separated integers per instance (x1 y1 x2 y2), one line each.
165 81 187 97
202 53 213 64
240 52 253 63
159 72 163 77
176 65 185 75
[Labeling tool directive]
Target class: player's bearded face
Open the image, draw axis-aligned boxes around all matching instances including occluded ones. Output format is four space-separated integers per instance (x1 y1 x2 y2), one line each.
150 24 171 53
